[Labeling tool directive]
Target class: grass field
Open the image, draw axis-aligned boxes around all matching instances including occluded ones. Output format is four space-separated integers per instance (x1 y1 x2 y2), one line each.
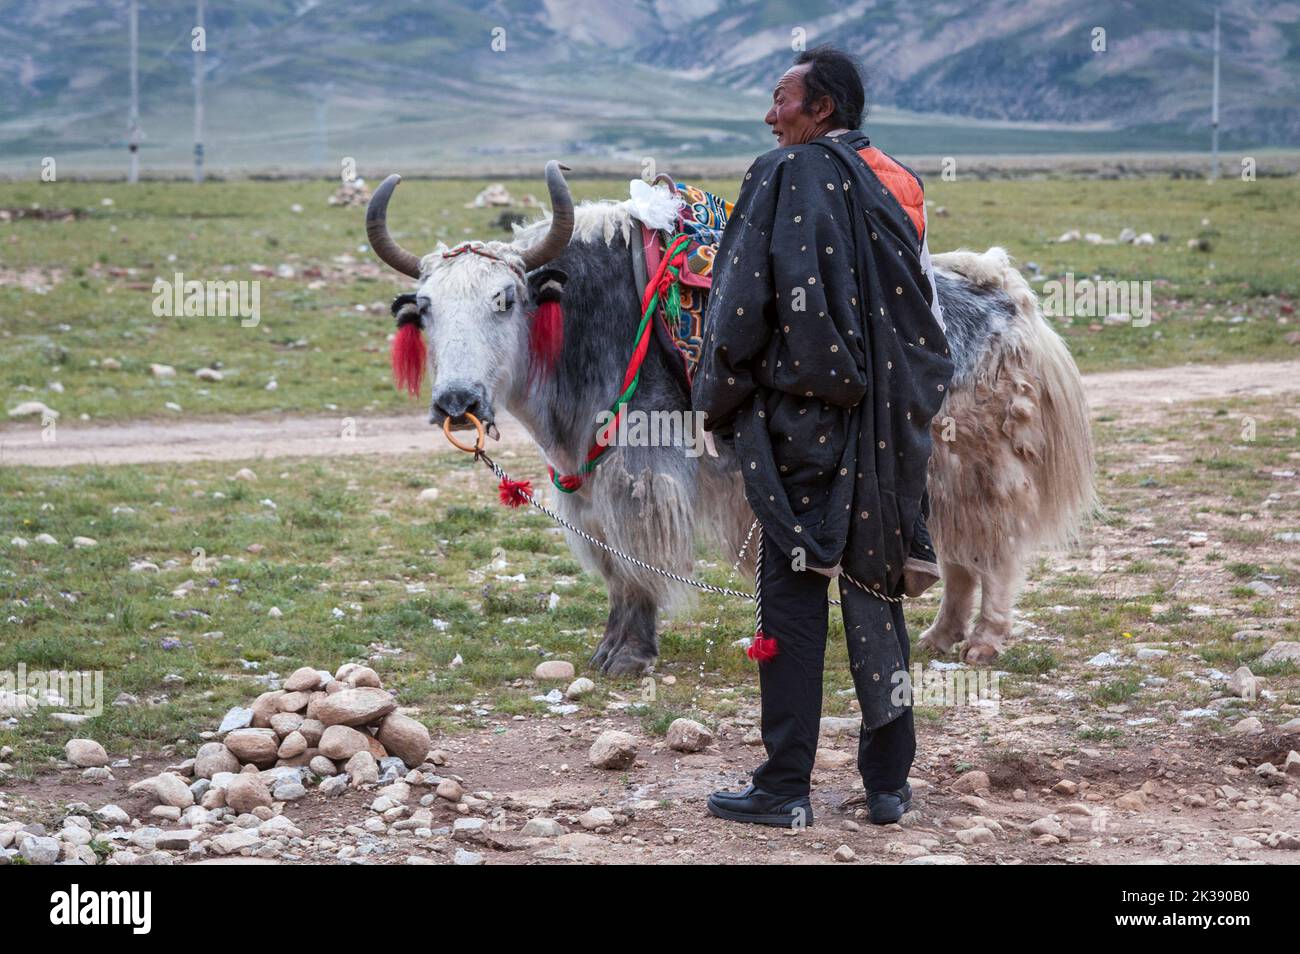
2 171 1298 780
2 174 1298 424
2 388 1296 774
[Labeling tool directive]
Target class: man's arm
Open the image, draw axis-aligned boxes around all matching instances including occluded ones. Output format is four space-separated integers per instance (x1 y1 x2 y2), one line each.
691 154 783 433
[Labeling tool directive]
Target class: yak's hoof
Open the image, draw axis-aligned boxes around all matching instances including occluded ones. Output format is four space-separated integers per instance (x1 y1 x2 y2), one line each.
589 632 624 670
600 646 656 677
918 625 965 656
961 641 1000 665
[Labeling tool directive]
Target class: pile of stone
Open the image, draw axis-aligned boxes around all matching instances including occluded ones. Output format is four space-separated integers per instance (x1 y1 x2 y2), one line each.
4 663 448 864
328 179 371 207
197 663 434 785
1053 227 1157 246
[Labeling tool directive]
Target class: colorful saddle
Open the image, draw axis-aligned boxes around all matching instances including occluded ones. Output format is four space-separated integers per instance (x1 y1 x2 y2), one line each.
637 179 733 380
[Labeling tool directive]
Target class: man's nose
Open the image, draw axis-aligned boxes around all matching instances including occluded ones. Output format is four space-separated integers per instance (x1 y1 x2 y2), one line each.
764 107 777 126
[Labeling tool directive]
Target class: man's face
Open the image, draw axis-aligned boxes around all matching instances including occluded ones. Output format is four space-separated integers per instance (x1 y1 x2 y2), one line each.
764 64 831 147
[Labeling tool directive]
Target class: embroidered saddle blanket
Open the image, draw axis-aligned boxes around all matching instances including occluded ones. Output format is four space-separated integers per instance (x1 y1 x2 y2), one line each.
638 181 733 380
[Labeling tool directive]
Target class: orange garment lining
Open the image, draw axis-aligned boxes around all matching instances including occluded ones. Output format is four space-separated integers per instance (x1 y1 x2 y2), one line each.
856 146 925 242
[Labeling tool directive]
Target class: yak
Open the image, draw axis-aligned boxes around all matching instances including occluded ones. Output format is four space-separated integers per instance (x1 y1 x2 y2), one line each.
364 161 1095 675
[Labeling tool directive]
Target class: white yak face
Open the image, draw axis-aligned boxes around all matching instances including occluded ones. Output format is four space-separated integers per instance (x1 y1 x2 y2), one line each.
416 247 530 432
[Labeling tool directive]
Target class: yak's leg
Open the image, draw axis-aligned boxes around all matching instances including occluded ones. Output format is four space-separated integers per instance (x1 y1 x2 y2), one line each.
964 556 1021 664
598 585 659 676
587 572 658 675
581 547 659 675
918 559 977 655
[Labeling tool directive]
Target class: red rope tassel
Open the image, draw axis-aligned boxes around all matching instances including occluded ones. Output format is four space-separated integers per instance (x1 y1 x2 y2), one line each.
529 300 563 379
747 631 779 663
498 477 532 508
391 324 427 396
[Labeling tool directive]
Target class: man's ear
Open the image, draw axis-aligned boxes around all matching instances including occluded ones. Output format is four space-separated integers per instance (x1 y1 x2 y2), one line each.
526 267 567 307
812 94 835 124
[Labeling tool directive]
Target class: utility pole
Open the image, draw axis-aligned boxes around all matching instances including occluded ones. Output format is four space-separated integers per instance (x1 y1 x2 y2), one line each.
127 0 141 182
193 0 205 182
1210 5 1221 182
308 81 334 172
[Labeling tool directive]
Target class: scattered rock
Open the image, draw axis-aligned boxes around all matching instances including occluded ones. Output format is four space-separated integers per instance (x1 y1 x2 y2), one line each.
1228 666 1259 700
20 835 60 865
950 771 990 795
284 667 323 692
565 677 595 700
436 778 464 802
666 718 713 753
903 854 967 865
1260 642 1300 666
64 738 109 768
589 730 638 769
521 817 566 838
578 807 616 830
534 660 575 681
210 828 261 855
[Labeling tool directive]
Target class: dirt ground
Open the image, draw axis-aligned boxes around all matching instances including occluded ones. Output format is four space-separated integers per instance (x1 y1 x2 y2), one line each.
6 359 1300 469
4 703 1298 865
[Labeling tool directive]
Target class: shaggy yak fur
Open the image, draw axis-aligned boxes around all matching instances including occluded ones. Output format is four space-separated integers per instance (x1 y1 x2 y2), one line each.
405 198 1094 675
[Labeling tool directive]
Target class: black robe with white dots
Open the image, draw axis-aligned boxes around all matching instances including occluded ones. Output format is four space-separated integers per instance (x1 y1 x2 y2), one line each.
693 131 954 726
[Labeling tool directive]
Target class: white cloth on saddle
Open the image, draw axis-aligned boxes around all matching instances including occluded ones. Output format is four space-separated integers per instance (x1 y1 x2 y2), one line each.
626 179 682 232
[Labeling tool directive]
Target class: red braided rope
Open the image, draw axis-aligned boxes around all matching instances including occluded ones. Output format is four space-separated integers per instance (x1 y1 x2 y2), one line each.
546 234 691 492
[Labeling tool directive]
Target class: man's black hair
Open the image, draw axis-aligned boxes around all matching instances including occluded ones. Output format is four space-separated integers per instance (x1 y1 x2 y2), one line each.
793 45 866 130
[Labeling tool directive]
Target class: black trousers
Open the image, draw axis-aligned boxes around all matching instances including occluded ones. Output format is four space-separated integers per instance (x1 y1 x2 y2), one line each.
750 529 916 797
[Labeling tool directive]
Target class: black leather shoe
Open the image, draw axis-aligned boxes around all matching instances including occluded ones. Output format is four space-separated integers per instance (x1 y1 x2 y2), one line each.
866 783 913 825
707 785 813 828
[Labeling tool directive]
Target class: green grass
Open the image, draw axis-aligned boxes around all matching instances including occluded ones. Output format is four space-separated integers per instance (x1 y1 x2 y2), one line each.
3 175 1298 424
2 176 1299 771
3 387 1296 770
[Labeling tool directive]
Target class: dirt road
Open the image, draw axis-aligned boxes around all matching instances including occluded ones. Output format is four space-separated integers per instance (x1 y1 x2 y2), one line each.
4 359 1299 468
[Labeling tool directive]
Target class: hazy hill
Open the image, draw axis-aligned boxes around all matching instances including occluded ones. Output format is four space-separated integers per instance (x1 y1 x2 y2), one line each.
0 0 1294 176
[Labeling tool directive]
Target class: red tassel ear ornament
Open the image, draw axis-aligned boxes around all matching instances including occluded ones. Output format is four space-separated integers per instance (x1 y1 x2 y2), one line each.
747 631 779 663
390 293 426 396
527 267 567 379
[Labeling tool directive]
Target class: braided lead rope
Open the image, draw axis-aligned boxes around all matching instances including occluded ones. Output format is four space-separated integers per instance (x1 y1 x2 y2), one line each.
754 531 765 631
479 452 906 606
483 453 753 599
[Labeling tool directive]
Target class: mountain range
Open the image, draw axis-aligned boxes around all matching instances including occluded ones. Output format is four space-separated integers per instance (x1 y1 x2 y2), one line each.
1 0 1295 176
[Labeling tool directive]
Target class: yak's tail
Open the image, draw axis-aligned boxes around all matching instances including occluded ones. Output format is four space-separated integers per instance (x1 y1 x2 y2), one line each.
930 247 1097 561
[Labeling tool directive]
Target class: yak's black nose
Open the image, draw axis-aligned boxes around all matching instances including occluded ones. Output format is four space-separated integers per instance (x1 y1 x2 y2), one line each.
430 383 490 427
